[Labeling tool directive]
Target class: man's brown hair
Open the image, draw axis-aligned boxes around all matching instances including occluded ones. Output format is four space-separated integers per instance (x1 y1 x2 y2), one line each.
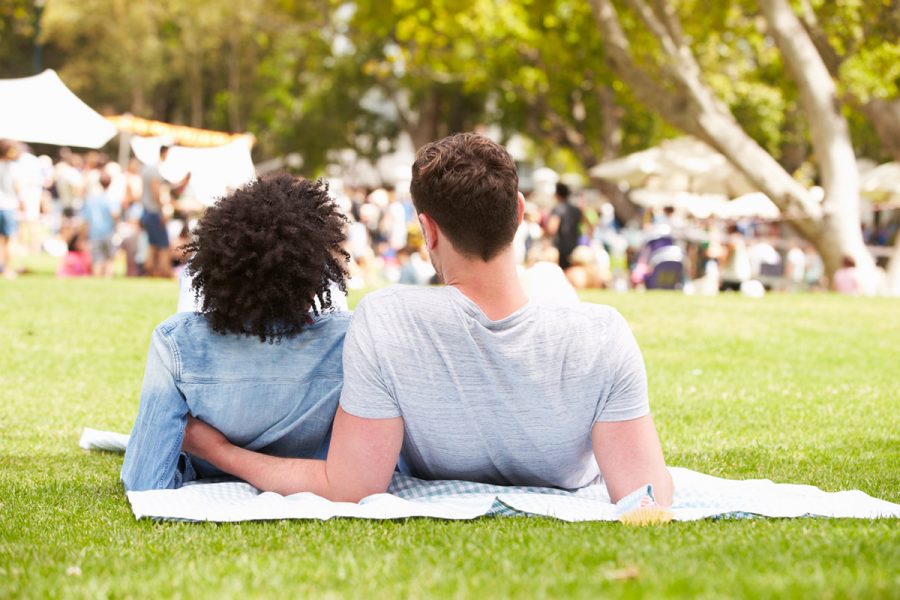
410 133 519 261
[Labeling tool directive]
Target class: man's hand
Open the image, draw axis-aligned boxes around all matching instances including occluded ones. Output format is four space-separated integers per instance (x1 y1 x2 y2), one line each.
176 408 403 502
182 415 229 461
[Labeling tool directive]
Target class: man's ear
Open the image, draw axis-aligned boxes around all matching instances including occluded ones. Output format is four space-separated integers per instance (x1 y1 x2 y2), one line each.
517 192 526 225
419 213 439 251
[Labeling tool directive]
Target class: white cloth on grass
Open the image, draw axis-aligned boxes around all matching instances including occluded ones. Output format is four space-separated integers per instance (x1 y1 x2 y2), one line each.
80 428 900 522
79 427 130 453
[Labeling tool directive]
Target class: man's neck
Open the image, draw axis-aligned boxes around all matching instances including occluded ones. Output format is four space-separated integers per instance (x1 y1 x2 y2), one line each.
441 247 528 321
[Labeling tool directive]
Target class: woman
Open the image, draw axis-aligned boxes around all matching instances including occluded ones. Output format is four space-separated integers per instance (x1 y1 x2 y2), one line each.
121 174 350 490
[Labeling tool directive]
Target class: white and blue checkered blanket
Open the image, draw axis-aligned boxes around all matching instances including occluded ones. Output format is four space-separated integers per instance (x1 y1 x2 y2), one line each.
80 428 900 523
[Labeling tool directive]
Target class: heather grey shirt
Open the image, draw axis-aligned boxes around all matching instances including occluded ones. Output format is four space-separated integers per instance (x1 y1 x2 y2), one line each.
340 286 650 489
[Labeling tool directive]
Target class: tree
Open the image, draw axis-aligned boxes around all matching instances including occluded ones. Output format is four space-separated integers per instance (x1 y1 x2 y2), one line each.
588 0 873 279
0 0 41 78
797 0 900 163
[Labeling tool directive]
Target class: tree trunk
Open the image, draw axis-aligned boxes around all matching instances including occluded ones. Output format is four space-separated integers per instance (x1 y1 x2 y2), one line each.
227 31 243 133
758 0 872 277
189 54 204 129
861 99 900 164
887 234 900 296
588 0 872 279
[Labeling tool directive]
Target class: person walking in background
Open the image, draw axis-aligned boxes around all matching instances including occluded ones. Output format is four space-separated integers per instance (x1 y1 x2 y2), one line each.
81 172 119 277
0 140 22 279
140 145 189 278
545 182 583 271
832 256 860 295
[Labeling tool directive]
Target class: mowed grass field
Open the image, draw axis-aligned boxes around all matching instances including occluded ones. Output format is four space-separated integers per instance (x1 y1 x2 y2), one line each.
1 271 898 598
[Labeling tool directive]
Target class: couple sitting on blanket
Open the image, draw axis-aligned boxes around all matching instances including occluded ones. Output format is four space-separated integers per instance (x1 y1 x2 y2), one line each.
121 133 674 507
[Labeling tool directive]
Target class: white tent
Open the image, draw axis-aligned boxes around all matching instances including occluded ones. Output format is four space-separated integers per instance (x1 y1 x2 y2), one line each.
859 162 900 203
131 136 256 206
590 137 756 197
0 70 117 148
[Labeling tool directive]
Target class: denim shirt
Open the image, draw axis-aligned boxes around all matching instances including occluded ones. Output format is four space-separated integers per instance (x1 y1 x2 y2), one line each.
121 311 350 491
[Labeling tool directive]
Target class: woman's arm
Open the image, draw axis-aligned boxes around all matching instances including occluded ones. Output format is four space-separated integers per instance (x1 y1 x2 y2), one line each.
121 330 189 491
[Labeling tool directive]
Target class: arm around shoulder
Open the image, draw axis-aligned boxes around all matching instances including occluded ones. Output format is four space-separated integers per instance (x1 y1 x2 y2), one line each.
183 407 403 501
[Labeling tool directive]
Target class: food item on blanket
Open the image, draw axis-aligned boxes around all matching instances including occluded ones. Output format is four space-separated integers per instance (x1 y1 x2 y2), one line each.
618 504 673 526
614 483 673 526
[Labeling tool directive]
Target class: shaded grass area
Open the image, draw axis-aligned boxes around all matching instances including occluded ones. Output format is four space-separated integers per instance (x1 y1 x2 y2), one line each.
1 278 898 598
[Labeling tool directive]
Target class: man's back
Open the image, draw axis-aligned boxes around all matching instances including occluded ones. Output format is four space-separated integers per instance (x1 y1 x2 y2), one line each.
340 286 649 489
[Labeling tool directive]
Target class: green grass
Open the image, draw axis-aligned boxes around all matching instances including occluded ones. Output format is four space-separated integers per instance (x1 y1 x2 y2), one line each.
1 273 898 599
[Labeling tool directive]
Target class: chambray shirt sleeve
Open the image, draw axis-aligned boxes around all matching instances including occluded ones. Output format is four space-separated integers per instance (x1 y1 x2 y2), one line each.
594 310 650 423
120 327 189 491
338 300 401 419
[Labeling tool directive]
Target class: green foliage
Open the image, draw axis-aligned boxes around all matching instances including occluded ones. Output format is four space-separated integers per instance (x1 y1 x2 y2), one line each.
6 0 900 170
1 277 898 597
0 0 41 77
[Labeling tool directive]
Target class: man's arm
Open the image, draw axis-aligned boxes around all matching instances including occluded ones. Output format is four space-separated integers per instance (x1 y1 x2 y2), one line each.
592 414 673 506
183 407 403 502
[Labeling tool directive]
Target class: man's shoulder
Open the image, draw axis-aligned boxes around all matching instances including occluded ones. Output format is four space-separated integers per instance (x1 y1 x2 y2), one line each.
356 285 447 312
536 300 619 323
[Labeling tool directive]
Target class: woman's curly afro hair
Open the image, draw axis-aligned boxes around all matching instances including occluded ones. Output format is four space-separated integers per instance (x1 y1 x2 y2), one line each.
185 174 349 342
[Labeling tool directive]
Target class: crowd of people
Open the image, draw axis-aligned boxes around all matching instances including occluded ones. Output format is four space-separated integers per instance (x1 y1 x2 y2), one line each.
0 139 195 280
0 136 896 296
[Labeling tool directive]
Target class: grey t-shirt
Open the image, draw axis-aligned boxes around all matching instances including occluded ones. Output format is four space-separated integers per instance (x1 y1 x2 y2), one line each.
340 285 649 489
140 164 162 214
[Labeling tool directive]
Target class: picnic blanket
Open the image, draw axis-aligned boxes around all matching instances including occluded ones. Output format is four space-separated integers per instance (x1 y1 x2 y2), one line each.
80 428 900 523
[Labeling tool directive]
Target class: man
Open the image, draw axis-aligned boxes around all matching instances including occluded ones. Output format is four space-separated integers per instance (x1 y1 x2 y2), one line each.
140 145 189 278
545 182 583 271
184 133 673 506
121 175 350 490
0 140 22 279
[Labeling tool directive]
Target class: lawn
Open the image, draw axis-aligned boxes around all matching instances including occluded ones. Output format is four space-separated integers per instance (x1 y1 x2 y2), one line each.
1 272 898 599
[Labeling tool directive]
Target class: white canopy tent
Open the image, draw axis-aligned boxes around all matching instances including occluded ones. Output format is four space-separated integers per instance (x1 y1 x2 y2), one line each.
131 136 256 206
859 162 900 203
590 137 757 198
0 70 117 148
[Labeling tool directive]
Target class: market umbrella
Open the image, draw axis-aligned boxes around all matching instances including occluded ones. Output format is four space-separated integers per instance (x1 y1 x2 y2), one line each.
859 162 900 203
590 137 756 197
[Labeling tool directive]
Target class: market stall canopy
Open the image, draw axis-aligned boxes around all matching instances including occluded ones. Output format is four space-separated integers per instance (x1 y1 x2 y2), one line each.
108 115 254 148
859 162 900 203
0 70 117 148
131 136 255 206
629 189 729 219
590 137 756 198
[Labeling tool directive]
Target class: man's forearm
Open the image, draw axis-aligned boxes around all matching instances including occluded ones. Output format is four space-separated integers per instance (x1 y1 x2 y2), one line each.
184 409 404 502
207 443 332 498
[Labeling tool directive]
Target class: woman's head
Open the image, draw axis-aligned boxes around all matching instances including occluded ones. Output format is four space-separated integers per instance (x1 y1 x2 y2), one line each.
186 174 349 342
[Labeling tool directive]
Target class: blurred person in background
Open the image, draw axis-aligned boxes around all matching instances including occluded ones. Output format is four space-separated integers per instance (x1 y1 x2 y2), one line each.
81 172 119 277
832 256 860 295
141 145 190 278
0 140 22 279
545 182 583 270
719 224 752 292
785 243 806 292
13 145 47 255
120 158 145 276
57 231 92 278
